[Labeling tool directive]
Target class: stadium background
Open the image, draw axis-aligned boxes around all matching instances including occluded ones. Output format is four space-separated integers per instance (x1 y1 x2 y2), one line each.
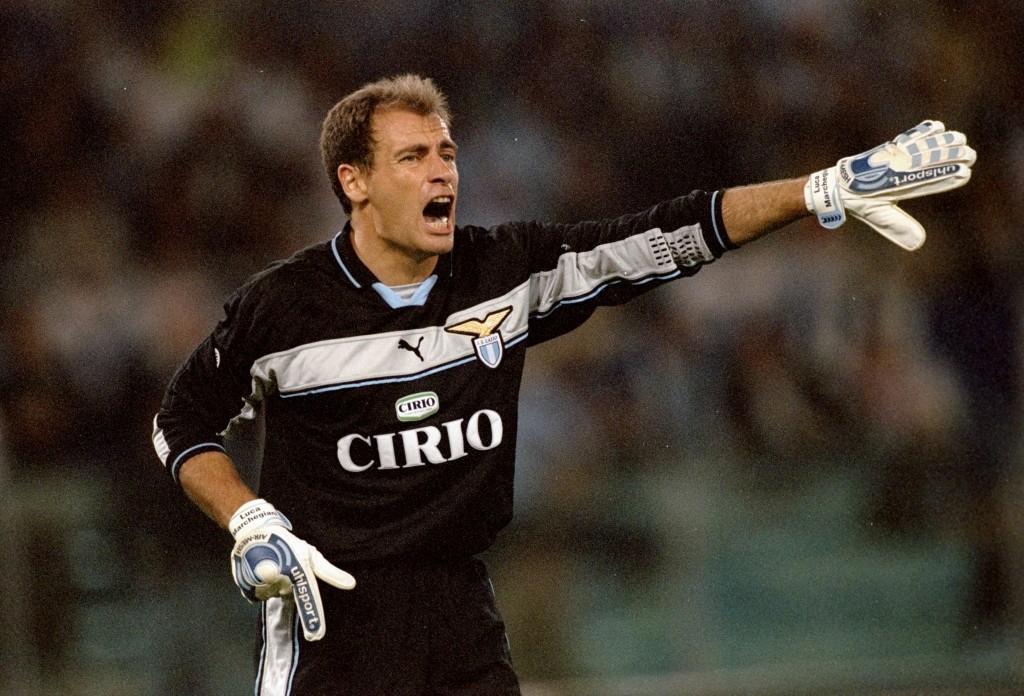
1 1 1022 694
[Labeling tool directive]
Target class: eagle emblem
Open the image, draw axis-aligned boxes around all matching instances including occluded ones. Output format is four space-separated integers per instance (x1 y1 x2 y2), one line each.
445 307 513 369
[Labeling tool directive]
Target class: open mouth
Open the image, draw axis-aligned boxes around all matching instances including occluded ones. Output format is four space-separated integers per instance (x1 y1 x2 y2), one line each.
423 196 453 230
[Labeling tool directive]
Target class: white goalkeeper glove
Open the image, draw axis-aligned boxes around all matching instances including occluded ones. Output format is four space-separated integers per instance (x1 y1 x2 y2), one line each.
805 120 976 250
230 499 355 641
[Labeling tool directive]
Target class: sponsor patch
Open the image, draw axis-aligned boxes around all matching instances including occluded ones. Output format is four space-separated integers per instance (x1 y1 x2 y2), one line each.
395 391 440 422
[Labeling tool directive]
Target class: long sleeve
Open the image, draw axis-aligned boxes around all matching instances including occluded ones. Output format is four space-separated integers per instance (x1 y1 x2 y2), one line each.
494 189 730 346
152 289 265 484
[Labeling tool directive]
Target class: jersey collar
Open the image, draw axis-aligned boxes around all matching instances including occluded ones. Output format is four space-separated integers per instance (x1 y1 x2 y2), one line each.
330 223 453 290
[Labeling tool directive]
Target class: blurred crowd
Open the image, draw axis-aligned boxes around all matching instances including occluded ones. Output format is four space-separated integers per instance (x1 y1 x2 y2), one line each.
2 0 1023 693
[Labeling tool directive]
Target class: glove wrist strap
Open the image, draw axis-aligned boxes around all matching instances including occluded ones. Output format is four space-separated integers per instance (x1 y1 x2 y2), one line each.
229 499 290 539
805 167 846 229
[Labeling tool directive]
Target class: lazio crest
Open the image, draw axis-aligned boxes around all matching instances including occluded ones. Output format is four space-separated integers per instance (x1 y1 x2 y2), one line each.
445 307 513 369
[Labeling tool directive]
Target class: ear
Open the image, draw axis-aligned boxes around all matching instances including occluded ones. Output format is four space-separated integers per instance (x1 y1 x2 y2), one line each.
338 164 368 206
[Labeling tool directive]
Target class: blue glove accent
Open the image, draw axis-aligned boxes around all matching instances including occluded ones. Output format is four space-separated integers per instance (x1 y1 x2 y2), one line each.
232 531 296 603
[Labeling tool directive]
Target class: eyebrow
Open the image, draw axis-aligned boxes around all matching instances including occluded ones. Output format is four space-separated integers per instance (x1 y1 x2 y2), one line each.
393 138 458 159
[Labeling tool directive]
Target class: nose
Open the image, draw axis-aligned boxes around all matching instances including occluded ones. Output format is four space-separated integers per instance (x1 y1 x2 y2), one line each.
428 152 456 185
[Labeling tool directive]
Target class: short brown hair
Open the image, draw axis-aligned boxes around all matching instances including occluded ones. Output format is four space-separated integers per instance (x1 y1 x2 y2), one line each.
320 74 452 213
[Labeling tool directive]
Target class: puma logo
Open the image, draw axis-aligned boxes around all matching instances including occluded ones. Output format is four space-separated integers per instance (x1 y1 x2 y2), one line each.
398 337 425 361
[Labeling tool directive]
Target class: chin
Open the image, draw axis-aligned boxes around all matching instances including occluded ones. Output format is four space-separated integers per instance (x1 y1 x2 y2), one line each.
428 235 455 255
419 225 455 254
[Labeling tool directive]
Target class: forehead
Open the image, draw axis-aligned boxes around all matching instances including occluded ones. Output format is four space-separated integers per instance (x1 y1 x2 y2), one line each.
371 109 453 150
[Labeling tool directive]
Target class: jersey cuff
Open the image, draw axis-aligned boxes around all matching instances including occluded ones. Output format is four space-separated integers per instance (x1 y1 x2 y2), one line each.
169 442 227 484
703 189 737 256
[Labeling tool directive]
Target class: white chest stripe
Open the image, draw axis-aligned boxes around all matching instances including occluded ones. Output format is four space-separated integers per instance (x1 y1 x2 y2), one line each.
253 284 532 397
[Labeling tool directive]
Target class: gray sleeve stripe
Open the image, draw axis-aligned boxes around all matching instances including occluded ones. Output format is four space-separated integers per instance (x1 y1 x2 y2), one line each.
662 223 715 267
531 268 681 320
529 223 712 316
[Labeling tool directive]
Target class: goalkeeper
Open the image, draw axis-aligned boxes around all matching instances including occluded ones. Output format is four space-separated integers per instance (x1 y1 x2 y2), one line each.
151 74 974 695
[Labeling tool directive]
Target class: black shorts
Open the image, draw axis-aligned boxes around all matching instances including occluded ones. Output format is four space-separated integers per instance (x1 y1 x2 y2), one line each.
252 556 520 695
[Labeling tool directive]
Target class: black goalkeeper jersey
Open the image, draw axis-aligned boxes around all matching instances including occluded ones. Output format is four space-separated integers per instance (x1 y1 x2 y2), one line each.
153 190 733 564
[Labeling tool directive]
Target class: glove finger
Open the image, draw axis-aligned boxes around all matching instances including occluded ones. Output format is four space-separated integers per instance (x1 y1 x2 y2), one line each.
254 558 283 584
895 120 946 146
310 548 357 591
289 563 329 641
253 558 293 601
846 198 926 251
255 575 294 601
288 549 357 641
869 134 972 172
902 135 974 169
874 162 973 201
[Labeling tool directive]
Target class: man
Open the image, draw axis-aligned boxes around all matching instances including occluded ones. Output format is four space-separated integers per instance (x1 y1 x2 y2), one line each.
152 74 974 695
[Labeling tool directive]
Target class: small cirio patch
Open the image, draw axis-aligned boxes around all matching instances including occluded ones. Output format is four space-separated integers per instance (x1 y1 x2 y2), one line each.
395 391 440 422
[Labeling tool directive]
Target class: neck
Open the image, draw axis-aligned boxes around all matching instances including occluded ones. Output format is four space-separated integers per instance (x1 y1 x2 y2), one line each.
349 224 438 286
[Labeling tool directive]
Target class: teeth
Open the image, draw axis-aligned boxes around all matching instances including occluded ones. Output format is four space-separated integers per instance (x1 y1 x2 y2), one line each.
426 216 449 229
432 196 451 203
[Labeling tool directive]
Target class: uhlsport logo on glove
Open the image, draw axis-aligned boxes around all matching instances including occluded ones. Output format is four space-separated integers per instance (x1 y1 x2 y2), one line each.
886 164 961 188
289 563 320 631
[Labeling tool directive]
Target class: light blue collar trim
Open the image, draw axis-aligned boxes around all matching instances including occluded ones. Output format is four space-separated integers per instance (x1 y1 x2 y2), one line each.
371 274 438 308
331 232 362 289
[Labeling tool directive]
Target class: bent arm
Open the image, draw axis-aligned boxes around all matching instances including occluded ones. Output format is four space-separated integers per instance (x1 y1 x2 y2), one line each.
721 177 810 246
178 450 257 530
153 287 266 529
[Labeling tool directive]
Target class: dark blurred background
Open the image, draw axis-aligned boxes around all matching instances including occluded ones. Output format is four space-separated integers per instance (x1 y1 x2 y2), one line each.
1 1 1022 694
